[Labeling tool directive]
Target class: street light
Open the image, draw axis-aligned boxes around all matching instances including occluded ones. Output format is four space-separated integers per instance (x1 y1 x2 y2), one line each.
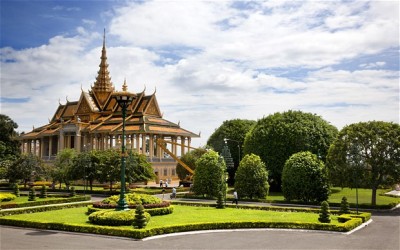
113 81 136 211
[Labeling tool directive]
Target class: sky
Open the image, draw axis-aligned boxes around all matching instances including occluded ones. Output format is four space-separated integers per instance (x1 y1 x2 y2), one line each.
1 0 399 147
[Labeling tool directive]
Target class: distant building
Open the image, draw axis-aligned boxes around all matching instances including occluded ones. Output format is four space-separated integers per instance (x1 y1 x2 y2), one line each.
19 33 199 182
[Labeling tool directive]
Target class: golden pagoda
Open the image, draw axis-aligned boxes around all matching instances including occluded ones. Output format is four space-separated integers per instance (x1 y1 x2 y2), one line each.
20 32 199 182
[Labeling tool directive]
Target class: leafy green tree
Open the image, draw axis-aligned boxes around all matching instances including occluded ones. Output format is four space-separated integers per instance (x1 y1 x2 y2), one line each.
0 114 20 161
6 153 44 187
51 148 77 190
192 150 226 198
327 121 400 206
176 148 207 180
282 151 329 203
234 154 269 199
207 119 256 185
125 151 155 184
70 150 97 191
243 110 338 191
95 149 120 191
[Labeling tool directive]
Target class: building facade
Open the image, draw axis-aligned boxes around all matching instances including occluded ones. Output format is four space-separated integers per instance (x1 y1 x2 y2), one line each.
19 34 199 182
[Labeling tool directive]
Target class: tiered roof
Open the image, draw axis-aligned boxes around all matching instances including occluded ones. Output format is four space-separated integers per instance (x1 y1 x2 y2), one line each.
21 31 199 140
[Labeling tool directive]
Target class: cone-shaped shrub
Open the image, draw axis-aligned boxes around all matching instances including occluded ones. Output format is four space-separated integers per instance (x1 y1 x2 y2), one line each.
318 201 331 223
13 183 20 197
133 204 147 229
70 186 76 197
339 196 350 214
28 187 36 201
40 185 47 198
216 191 225 209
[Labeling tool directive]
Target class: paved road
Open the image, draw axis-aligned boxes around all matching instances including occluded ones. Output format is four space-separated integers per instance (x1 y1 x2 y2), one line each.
1 208 399 250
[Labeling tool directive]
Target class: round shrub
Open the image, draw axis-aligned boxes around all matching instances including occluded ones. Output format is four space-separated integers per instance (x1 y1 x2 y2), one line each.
282 151 329 203
234 154 269 199
88 209 150 226
243 110 338 191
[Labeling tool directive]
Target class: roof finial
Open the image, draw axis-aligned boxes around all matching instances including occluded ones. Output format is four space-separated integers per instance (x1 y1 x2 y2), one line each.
122 78 128 91
103 28 106 48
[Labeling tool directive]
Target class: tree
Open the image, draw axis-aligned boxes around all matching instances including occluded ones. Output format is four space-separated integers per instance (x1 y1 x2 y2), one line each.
243 110 338 191
326 121 400 206
52 148 77 190
70 150 97 191
95 149 121 191
0 114 20 162
282 151 329 203
6 153 44 187
207 119 256 185
192 150 226 198
125 151 155 184
176 148 207 180
234 154 269 199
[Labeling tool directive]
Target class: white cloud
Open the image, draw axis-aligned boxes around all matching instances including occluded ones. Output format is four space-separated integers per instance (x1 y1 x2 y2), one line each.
1 1 399 148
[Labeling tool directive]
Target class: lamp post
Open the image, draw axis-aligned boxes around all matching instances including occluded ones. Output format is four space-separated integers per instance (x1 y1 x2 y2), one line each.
113 82 136 211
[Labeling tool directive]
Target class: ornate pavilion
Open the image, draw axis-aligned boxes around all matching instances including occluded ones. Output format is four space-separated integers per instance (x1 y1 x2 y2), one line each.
19 34 199 182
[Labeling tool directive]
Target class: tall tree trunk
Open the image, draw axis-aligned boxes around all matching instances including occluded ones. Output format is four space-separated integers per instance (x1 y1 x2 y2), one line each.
371 186 377 206
90 180 93 191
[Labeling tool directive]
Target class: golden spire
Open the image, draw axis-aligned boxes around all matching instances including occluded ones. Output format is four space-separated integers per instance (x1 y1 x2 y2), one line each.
92 29 114 93
122 78 128 91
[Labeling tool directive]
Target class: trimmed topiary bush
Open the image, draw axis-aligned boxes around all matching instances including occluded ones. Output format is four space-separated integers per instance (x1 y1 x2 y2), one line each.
0 193 16 202
70 186 76 197
28 187 36 201
339 196 350 214
216 191 225 209
40 185 47 198
88 209 150 226
13 184 20 197
234 154 269 199
319 201 331 223
282 151 330 203
102 193 161 206
133 204 148 229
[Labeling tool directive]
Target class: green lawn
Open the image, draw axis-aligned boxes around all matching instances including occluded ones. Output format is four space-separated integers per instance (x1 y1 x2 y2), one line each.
1 205 342 230
1 196 64 205
265 187 399 206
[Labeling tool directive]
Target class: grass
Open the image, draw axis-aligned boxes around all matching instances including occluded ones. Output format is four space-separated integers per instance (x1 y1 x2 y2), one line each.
1 196 65 205
265 187 399 206
1 205 341 230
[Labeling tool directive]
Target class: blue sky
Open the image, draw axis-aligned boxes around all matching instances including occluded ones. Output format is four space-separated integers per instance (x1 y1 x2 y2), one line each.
1 0 399 147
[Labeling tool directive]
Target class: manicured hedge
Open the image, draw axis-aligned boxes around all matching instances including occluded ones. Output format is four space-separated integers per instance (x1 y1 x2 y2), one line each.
92 200 170 210
0 216 364 239
87 205 174 217
0 201 93 217
0 196 91 209
89 209 151 226
0 193 16 202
